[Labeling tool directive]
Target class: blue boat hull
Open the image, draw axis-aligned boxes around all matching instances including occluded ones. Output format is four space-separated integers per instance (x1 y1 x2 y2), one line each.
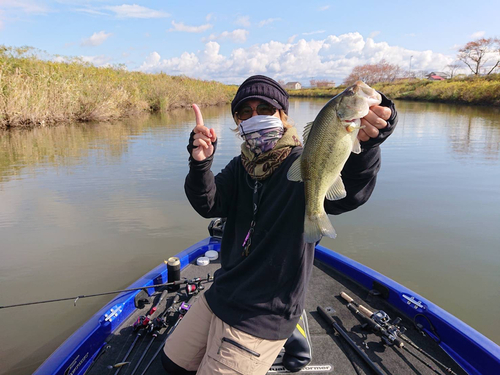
34 237 500 375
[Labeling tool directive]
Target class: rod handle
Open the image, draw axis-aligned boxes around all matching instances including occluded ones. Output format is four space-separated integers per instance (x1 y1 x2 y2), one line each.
172 293 181 305
359 304 374 318
340 291 354 303
158 289 169 302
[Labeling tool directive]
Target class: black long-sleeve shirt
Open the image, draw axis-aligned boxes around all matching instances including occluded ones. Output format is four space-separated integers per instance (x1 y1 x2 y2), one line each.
185 94 397 340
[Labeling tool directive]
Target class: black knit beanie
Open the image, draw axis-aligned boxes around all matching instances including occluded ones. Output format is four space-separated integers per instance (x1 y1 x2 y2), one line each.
231 75 289 115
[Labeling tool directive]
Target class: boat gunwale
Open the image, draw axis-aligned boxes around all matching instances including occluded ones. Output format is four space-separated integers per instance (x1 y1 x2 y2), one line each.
33 238 500 375
33 237 218 375
315 244 500 375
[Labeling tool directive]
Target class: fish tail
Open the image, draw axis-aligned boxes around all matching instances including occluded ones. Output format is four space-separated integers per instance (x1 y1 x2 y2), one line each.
304 212 337 243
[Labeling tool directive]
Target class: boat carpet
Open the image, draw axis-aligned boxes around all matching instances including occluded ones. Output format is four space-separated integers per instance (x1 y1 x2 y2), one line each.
86 257 466 375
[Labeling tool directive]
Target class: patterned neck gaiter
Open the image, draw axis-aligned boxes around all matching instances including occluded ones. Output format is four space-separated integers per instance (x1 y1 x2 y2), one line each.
242 128 284 155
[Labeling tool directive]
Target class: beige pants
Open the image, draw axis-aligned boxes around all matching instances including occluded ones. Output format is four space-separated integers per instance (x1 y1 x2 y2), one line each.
164 293 287 374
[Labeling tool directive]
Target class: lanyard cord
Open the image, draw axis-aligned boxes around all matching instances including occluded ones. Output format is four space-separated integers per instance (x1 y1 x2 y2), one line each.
242 179 262 257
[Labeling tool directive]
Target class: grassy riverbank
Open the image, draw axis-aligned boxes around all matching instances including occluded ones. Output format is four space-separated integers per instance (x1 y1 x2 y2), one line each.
289 75 500 106
0 47 237 129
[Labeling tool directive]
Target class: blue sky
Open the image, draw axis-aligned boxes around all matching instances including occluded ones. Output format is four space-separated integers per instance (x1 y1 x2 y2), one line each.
1 0 499 84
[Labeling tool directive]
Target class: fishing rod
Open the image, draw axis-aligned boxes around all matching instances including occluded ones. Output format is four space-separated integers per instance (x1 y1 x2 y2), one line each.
317 306 385 375
339 292 404 348
340 292 458 375
0 275 213 309
139 295 195 375
129 293 182 375
113 289 170 375
129 277 206 375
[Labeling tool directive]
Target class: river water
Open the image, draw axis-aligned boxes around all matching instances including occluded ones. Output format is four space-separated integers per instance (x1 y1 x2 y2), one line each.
1 100 499 374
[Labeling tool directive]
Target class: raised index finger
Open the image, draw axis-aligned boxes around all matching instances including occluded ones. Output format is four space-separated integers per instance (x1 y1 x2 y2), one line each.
192 104 204 127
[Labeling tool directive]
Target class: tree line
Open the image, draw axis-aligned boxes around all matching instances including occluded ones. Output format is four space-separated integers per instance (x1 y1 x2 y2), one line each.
343 37 500 86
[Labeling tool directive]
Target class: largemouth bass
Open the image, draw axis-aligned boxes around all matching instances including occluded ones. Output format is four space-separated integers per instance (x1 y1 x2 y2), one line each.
287 81 382 243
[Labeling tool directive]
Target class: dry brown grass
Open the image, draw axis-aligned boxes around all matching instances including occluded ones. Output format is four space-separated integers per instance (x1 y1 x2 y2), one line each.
0 46 237 129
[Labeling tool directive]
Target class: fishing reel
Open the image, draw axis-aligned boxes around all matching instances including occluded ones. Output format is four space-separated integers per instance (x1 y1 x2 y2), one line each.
185 283 199 295
371 310 390 326
185 274 212 295
179 302 191 315
147 316 167 334
367 310 406 346
133 315 151 331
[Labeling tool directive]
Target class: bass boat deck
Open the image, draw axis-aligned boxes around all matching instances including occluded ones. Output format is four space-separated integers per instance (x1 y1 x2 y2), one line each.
33 222 500 375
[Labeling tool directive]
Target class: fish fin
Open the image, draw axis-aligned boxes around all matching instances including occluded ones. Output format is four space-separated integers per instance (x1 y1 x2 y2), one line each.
287 156 303 182
351 136 362 154
302 122 313 145
304 212 337 243
325 176 347 201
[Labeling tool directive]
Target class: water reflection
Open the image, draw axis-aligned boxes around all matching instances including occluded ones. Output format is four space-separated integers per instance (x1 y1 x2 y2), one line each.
396 101 500 161
1 100 500 375
2 101 498 185
0 105 230 183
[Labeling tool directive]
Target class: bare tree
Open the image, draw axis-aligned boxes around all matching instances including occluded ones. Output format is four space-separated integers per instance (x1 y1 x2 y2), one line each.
458 37 500 75
412 70 427 79
343 60 402 86
309 79 317 88
315 80 335 88
445 63 461 79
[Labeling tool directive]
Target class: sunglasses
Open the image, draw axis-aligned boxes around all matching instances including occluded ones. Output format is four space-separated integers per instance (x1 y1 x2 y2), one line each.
236 103 277 120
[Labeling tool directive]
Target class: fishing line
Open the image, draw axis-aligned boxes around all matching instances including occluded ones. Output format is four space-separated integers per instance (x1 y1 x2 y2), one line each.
400 335 458 375
400 345 442 375
0 276 212 309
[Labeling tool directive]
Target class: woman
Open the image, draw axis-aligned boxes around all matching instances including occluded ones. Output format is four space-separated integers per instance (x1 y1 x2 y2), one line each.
162 75 397 374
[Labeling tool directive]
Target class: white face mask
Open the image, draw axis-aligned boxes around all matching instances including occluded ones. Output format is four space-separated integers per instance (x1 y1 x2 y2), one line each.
238 115 284 136
239 116 284 155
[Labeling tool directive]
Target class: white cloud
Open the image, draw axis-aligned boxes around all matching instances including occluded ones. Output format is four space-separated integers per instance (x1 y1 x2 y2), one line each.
206 13 215 22
369 31 381 39
105 4 169 19
202 29 249 43
139 32 454 84
0 0 48 14
169 21 213 33
79 55 114 66
470 31 485 39
54 54 113 67
81 31 112 46
287 35 297 44
303 30 326 36
319 5 330 11
235 15 250 27
74 8 107 16
258 18 281 27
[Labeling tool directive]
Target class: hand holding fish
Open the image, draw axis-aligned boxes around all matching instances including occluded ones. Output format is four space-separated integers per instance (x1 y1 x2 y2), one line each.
287 81 387 243
191 104 217 161
358 106 392 142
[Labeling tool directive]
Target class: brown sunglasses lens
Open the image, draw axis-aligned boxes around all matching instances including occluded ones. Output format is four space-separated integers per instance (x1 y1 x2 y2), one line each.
237 104 276 120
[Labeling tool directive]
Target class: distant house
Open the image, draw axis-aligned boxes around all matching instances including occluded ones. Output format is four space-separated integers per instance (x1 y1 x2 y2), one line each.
285 82 302 90
426 72 449 80
316 81 335 88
